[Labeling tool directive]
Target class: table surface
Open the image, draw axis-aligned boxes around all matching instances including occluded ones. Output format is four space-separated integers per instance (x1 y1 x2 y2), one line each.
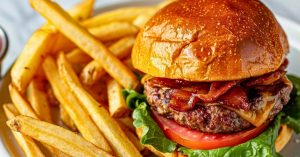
0 0 299 76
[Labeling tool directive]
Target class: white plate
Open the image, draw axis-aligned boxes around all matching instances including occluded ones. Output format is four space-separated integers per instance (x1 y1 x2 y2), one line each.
0 1 299 157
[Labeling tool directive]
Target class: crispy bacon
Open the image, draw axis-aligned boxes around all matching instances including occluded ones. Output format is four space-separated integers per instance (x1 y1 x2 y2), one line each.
147 78 238 111
245 59 288 87
219 86 249 110
145 59 288 112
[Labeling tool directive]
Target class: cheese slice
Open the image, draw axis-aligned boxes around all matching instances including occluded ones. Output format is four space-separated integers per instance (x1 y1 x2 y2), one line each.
224 76 293 127
226 98 275 127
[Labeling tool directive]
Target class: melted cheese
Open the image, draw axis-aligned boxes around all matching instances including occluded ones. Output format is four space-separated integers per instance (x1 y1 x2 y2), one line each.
226 98 275 127
225 76 293 127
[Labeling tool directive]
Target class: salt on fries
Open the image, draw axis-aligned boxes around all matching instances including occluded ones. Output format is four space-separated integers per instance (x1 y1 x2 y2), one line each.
30 0 139 90
7 116 113 157
43 56 112 153
3 104 45 157
4 0 170 156
57 54 142 157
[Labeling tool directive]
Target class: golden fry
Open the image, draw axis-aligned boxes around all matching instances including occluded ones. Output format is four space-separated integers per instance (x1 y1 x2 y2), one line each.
82 7 155 27
275 125 293 152
57 54 142 157
9 84 38 118
66 48 92 64
80 61 105 86
117 117 135 133
7 116 113 157
107 79 130 118
51 0 95 53
67 0 95 21
60 105 77 131
30 0 139 89
43 56 112 153
11 29 56 92
89 22 138 42
27 79 52 123
3 104 45 157
11 0 95 92
118 121 144 151
80 36 135 85
9 85 69 157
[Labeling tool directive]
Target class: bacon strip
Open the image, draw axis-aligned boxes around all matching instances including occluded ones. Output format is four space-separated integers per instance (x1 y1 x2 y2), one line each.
146 60 288 112
245 59 288 87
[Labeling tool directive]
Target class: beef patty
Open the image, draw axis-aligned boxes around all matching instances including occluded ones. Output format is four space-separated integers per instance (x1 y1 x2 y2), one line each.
144 77 292 133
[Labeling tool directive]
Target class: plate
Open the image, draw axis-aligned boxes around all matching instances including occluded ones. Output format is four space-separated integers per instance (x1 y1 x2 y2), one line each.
0 1 299 157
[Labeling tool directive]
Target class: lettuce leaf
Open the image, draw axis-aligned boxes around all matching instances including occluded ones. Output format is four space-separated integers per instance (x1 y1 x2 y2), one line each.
123 90 177 153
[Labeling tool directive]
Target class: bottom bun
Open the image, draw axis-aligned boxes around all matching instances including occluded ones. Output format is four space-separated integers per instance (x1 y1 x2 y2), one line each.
136 124 293 157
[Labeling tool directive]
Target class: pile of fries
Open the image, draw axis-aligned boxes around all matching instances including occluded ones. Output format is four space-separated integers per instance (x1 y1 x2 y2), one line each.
4 0 173 157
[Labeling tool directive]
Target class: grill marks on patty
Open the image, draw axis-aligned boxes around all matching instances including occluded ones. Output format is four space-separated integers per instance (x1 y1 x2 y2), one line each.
144 77 292 133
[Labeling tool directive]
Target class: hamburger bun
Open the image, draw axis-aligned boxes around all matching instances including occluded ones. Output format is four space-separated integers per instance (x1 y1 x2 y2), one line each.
132 0 289 82
136 125 293 157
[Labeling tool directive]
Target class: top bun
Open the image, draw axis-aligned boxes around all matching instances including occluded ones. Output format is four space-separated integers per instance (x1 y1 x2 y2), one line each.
132 0 289 81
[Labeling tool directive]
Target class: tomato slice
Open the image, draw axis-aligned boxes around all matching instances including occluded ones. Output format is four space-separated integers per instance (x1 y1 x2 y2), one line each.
152 111 268 150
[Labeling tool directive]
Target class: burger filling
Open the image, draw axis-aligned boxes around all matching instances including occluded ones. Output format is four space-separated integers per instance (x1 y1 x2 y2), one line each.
144 60 292 133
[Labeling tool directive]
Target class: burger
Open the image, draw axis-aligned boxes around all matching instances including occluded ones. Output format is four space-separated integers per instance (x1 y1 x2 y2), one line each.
123 0 300 156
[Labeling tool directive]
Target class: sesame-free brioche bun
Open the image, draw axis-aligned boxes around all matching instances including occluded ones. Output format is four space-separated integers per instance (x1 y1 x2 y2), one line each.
136 125 293 157
132 0 289 81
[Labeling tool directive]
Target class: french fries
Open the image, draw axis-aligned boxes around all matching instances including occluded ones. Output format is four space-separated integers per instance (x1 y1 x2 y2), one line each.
80 36 135 85
118 117 135 133
66 48 92 64
89 22 138 42
80 61 106 86
9 83 70 157
82 7 155 27
51 0 95 53
118 121 144 151
27 79 52 123
11 0 95 93
275 125 293 152
60 106 77 131
7 116 113 157
107 79 131 118
67 0 95 21
5 0 173 156
30 0 139 89
57 53 142 157
3 104 45 157
9 84 38 119
43 56 112 153
11 29 56 93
